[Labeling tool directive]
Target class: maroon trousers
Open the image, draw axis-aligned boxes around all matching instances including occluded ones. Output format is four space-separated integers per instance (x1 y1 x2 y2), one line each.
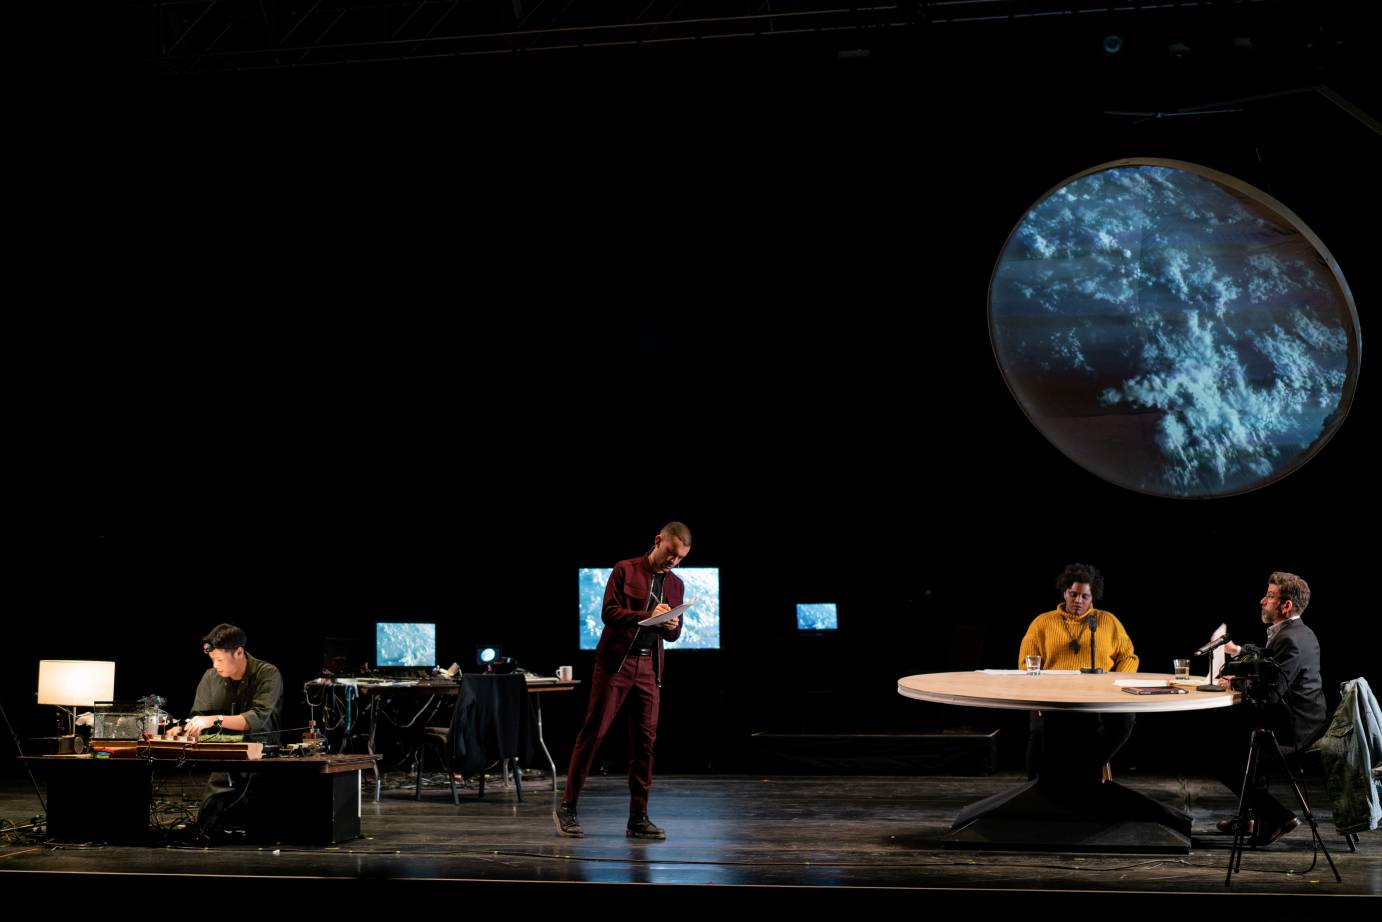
562 653 660 815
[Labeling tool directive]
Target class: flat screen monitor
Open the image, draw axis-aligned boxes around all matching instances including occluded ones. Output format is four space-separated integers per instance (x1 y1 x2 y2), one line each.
796 603 839 631
375 622 437 668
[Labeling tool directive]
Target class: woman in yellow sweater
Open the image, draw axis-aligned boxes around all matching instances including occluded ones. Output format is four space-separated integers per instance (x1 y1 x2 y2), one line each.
1020 563 1140 783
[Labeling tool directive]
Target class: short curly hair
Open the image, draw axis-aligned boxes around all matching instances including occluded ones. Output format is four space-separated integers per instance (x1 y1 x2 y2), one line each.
1055 563 1104 601
1269 571 1310 616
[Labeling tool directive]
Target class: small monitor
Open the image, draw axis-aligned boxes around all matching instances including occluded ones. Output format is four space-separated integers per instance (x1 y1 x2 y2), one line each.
797 603 838 631
375 622 437 669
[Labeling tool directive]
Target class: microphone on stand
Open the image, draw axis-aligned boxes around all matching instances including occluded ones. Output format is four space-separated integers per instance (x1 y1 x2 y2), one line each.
1194 633 1232 657
1080 613 1104 674
1195 632 1233 691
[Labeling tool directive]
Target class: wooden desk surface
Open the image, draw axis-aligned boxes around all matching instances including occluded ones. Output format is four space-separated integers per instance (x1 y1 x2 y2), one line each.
20 753 378 774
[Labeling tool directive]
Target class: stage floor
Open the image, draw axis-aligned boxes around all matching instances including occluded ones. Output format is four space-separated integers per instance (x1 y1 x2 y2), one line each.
2 772 1376 898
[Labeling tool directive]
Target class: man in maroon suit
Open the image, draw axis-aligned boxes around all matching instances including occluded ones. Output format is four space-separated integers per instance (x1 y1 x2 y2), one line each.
556 522 690 839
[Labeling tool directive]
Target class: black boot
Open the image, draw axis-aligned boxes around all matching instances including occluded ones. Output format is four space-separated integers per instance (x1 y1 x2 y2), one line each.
627 814 666 839
553 802 584 837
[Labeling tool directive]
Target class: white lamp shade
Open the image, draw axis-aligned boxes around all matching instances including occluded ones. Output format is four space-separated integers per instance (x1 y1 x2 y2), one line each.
37 660 116 707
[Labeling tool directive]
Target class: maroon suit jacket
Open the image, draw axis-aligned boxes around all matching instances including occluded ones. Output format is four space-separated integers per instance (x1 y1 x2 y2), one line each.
594 554 685 684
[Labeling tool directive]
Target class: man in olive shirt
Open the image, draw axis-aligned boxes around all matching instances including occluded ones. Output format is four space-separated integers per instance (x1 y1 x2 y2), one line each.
166 623 283 833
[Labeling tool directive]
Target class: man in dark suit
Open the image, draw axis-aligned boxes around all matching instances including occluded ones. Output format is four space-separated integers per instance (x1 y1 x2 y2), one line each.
1215 571 1328 845
555 522 689 840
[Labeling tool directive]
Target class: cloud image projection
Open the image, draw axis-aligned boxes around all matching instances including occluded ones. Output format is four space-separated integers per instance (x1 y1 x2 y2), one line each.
579 568 721 650
990 160 1360 498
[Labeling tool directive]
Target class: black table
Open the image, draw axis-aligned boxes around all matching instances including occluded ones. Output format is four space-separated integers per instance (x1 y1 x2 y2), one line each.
21 752 378 845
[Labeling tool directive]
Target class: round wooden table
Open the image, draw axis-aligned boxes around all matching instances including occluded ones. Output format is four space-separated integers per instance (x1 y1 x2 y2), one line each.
898 671 1239 713
897 671 1239 853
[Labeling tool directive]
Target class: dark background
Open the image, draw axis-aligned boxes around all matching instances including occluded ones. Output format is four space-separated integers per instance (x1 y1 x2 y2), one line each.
7 2 1375 784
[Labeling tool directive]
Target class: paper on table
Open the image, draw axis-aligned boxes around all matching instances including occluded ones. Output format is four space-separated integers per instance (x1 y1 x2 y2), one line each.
1209 622 1228 681
638 597 698 626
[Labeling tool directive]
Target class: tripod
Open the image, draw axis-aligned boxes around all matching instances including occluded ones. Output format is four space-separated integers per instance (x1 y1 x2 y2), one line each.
1224 719 1340 886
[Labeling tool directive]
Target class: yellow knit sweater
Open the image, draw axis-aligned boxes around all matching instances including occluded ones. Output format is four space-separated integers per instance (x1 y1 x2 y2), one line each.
1017 607 1140 672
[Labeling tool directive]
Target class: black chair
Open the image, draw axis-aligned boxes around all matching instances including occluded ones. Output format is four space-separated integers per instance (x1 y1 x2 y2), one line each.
412 723 523 802
413 724 459 804
444 673 535 802
1292 746 1360 852
1303 676 1381 853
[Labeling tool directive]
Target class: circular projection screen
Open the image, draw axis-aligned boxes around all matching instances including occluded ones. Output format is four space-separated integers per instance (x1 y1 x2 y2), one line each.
989 159 1361 498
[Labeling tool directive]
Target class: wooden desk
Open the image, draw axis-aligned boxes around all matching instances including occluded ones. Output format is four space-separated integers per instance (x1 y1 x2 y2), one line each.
21 752 377 845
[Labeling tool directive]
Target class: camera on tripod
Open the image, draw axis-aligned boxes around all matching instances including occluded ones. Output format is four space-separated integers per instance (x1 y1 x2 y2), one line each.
1215 646 1341 884
1217 651 1285 705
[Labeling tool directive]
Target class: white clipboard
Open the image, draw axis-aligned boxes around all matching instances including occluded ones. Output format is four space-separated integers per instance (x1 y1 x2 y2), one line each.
638 597 698 626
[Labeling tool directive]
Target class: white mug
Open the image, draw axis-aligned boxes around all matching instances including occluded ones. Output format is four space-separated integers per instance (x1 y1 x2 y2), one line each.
556 665 574 682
